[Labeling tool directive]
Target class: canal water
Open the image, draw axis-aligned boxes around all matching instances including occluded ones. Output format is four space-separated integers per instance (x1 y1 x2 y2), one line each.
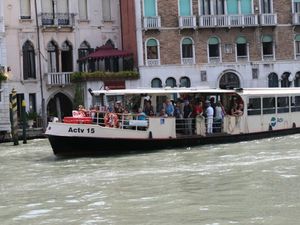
1 135 300 225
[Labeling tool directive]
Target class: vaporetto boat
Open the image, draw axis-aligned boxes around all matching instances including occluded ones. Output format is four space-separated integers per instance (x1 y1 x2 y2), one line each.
46 87 300 156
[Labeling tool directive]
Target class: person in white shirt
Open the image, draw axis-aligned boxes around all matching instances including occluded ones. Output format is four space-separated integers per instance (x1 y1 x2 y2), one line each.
205 101 214 134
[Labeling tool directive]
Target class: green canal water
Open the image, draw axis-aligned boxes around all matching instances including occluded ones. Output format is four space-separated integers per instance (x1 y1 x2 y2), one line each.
1 136 300 225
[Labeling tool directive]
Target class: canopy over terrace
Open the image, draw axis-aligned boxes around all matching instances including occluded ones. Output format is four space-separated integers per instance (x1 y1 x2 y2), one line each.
78 44 133 72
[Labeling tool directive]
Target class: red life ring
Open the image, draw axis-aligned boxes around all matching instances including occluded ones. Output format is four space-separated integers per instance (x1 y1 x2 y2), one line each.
104 113 119 128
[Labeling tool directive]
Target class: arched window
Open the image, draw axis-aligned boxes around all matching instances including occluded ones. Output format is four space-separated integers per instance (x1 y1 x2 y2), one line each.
105 39 115 48
22 40 36 79
181 38 194 64
61 41 73 72
165 77 177 88
146 38 160 66
281 72 291 88
236 36 248 61
179 76 191 87
219 72 240 89
295 72 300 87
78 41 91 59
78 41 91 72
47 41 59 73
268 73 278 87
208 37 220 62
262 35 274 60
151 78 162 88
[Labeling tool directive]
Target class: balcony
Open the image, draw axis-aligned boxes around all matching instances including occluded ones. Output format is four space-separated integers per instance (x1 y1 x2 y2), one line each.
199 14 258 28
46 72 72 86
260 14 277 26
181 58 194 65
179 16 197 29
143 16 161 30
293 13 300 25
40 13 75 28
146 59 160 66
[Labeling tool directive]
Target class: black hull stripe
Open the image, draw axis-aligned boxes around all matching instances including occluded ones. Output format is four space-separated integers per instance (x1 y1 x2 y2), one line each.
47 128 300 157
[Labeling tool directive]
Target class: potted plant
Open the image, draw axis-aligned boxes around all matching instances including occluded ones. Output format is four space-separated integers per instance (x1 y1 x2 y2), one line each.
26 110 38 128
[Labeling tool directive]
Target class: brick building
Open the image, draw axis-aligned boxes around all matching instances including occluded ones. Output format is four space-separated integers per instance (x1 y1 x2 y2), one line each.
133 0 300 89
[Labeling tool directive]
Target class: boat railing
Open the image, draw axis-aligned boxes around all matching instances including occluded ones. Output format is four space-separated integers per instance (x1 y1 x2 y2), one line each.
69 111 226 135
175 116 223 135
89 112 149 130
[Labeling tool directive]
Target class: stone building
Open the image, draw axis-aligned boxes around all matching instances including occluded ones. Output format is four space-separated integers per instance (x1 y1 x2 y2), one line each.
0 0 10 135
3 0 125 127
133 0 300 89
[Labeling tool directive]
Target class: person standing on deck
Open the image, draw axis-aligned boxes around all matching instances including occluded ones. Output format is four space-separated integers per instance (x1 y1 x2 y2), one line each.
205 101 214 134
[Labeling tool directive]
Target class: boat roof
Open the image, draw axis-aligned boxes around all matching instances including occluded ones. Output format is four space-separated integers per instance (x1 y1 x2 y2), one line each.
92 87 237 96
92 87 300 96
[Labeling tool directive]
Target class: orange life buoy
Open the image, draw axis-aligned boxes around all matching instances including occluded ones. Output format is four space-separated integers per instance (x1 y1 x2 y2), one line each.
104 113 119 128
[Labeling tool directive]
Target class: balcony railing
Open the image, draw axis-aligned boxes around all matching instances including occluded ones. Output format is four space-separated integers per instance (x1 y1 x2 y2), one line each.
260 14 277 26
199 14 258 28
181 58 194 65
179 16 197 29
293 13 300 25
46 72 72 86
143 16 161 30
40 13 75 27
146 59 160 66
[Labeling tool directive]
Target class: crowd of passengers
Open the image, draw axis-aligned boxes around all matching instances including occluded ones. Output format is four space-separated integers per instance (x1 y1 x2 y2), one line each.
76 95 244 134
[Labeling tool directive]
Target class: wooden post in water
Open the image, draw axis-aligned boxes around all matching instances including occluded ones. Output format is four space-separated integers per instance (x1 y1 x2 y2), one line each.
11 88 19 145
22 100 27 144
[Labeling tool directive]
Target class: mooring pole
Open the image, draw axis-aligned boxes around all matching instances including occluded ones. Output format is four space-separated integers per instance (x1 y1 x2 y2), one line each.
11 88 19 145
22 100 27 144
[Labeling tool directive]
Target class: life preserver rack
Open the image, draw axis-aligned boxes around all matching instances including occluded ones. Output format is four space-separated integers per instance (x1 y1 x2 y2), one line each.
63 117 93 124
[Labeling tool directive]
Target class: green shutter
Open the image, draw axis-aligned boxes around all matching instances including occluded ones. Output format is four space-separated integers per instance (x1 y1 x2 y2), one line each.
295 0 300 2
147 39 157 47
295 34 300 41
179 0 191 16
209 37 219 45
236 36 247 44
262 35 273 43
144 0 156 17
182 38 192 45
241 0 252 14
227 0 238 14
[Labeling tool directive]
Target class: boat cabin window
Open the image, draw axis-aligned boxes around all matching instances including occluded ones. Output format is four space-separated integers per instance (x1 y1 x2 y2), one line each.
247 98 261 115
291 96 300 112
263 97 275 114
277 97 289 113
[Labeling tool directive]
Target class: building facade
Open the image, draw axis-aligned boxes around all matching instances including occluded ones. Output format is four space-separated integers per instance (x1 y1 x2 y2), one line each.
4 0 122 125
0 0 10 134
133 0 300 89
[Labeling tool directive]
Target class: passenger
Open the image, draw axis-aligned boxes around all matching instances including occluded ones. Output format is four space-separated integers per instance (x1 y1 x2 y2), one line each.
159 108 168 118
174 102 183 118
183 100 193 135
214 101 225 132
137 108 147 120
231 103 243 116
193 101 203 117
205 101 214 134
78 105 87 117
143 100 154 116
122 108 133 129
114 101 124 114
165 99 174 117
